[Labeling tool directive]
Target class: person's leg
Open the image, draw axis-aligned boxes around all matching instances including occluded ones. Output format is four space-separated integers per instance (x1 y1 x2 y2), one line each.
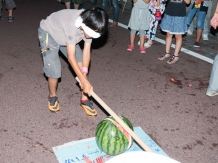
65 2 71 9
4 0 16 22
72 0 81 9
138 29 146 53
158 32 172 60
186 1 195 34
38 27 61 112
110 0 120 27
73 44 97 116
206 54 218 96
167 34 181 64
0 0 2 19
186 7 197 34
127 29 136 51
48 78 59 97
74 4 79 9
146 19 158 46
194 10 207 46
102 0 109 13
202 16 209 40
203 0 212 40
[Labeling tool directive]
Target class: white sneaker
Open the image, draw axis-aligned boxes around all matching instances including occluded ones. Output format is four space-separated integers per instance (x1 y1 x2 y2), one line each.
202 34 209 41
206 90 218 97
187 30 193 35
137 40 140 45
144 42 152 48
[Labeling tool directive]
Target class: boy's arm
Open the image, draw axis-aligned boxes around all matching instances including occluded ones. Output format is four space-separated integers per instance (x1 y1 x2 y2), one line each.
66 43 93 96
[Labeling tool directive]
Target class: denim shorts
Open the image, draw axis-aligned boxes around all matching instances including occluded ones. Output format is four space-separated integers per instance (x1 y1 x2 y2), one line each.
38 27 82 78
186 7 207 29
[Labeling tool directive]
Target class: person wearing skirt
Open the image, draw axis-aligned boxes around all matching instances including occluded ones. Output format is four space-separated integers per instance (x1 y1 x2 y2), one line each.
158 0 190 64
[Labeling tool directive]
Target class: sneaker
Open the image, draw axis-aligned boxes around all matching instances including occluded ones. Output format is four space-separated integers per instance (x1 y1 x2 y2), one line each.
202 34 209 41
193 41 200 47
206 90 218 97
80 100 97 116
48 96 60 112
187 30 193 35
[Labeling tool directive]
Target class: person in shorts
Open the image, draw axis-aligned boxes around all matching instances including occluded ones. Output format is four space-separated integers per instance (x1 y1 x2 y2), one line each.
0 0 16 22
62 0 81 9
38 7 108 115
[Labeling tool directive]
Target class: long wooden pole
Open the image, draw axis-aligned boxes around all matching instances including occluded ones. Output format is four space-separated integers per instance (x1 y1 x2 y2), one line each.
75 77 153 152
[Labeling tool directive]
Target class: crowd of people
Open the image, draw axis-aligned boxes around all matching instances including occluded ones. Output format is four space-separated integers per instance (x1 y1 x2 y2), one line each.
2 0 217 115
126 0 213 63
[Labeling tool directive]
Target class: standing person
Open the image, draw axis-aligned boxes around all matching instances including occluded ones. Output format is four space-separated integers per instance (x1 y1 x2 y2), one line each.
186 0 209 47
62 0 81 9
0 0 16 22
38 7 108 115
158 0 190 64
142 0 166 48
127 0 151 53
102 0 120 27
206 2 218 97
186 0 212 41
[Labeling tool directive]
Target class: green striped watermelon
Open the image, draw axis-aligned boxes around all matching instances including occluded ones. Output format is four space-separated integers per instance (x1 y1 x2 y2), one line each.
95 116 134 156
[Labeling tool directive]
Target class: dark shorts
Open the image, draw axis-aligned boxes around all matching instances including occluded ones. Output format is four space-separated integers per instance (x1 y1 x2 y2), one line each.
38 27 83 78
0 0 16 10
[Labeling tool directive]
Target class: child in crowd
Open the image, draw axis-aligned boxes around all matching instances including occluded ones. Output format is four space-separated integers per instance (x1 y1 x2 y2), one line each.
186 0 209 47
138 0 166 48
0 0 16 22
127 0 151 53
158 0 190 64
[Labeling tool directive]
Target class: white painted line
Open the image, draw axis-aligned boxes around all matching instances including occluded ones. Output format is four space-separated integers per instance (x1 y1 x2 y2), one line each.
110 19 214 64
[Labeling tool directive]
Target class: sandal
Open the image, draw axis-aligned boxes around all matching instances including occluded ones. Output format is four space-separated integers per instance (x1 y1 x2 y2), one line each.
167 55 179 64
139 47 146 53
127 45 134 51
158 52 170 61
8 16 14 23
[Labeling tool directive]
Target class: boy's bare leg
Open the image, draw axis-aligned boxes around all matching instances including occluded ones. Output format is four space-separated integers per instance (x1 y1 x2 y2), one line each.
48 78 58 97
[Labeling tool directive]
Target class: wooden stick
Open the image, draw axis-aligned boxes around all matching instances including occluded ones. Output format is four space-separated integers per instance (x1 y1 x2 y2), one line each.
75 77 153 152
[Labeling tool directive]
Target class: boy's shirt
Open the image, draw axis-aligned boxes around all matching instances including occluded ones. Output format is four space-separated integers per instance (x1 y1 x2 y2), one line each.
40 9 92 46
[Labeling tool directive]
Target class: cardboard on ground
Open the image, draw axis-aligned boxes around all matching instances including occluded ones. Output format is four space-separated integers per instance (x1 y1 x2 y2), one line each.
53 126 170 163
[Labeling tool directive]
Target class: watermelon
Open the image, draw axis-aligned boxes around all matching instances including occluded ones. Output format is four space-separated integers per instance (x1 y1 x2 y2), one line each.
95 116 134 156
